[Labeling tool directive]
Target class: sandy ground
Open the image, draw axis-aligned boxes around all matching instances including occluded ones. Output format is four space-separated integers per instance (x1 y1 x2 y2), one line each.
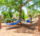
0 23 40 36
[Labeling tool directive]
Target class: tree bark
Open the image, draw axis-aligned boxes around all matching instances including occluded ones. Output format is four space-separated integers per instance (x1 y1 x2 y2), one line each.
19 0 22 24
31 16 32 23
21 0 31 7
19 7 22 24
0 15 1 29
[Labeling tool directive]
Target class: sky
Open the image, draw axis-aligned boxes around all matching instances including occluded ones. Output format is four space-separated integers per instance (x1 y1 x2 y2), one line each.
0 1 40 15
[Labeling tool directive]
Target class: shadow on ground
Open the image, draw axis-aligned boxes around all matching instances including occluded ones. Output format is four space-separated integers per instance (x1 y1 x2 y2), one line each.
6 22 38 34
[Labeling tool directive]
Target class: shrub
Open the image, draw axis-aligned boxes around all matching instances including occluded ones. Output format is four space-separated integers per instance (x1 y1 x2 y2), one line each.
5 18 13 23
1 20 4 23
34 13 39 18
25 14 29 19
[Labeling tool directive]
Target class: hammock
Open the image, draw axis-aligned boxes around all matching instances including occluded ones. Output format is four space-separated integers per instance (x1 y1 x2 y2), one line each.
26 20 31 23
5 19 20 25
26 18 32 23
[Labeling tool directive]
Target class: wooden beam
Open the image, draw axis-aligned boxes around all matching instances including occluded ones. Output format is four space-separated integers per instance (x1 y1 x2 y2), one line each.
38 15 40 31
0 15 1 29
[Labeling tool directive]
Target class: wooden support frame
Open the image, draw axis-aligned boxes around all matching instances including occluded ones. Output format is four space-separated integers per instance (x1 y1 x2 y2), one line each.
0 15 1 29
38 15 40 31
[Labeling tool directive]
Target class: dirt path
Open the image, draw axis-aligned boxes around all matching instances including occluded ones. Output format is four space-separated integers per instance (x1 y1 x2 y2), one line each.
0 23 40 36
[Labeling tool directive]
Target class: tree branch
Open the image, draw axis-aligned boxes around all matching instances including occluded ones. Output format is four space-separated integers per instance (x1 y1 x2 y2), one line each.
11 5 20 12
0 3 20 12
21 0 31 7
14 8 20 12
27 1 39 8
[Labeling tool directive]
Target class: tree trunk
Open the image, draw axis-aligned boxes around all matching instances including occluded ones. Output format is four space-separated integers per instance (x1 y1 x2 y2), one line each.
19 0 22 24
19 7 22 24
30 16 32 23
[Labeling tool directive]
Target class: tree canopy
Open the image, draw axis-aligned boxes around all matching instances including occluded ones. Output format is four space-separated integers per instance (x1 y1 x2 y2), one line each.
0 0 40 21
0 0 40 12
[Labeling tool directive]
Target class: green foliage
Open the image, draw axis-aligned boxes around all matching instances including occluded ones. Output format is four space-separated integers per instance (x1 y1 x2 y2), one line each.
5 19 13 23
34 13 40 18
1 11 9 20
7 19 13 23
27 0 40 9
1 11 13 20
28 10 34 17
8 7 13 19
21 10 25 20
25 14 29 19
0 0 40 23
16 12 19 17
1 20 4 23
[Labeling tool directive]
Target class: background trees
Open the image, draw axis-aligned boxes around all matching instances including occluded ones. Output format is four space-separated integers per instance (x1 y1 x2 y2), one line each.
0 0 40 23
21 10 25 20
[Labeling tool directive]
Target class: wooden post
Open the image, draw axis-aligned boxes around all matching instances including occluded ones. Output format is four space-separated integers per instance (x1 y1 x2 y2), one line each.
0 15 1 29
38 15 40 31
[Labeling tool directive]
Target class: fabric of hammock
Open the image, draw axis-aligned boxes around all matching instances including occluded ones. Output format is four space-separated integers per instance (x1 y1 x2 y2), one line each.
4 19 20 25
26 20 31 23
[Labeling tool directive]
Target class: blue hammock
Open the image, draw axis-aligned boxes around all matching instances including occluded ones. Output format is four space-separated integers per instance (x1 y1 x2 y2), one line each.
5 19 20 25
26 20 31 23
